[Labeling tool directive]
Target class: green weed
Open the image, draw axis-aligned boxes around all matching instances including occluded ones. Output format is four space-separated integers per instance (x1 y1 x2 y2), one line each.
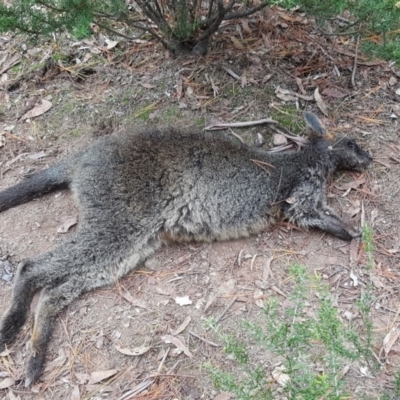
206 262 380 399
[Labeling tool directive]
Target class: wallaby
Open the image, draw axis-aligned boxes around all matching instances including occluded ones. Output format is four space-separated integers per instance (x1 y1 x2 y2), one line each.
0 113 371 386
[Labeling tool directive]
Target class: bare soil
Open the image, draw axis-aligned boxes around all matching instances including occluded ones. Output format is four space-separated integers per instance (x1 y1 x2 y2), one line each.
1 7 400 399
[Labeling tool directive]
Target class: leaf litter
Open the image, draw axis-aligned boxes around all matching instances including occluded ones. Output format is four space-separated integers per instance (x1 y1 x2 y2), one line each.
0 4 399 399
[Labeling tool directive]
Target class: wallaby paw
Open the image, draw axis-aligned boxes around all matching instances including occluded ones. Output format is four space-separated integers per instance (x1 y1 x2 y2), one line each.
346 225 362 238
25 352 46 387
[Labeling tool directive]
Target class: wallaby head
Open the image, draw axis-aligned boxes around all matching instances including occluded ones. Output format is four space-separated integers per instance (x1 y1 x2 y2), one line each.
304 111 372 172
0 112 372 386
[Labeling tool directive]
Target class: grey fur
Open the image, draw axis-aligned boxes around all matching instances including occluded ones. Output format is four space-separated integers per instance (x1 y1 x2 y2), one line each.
0 114 372 386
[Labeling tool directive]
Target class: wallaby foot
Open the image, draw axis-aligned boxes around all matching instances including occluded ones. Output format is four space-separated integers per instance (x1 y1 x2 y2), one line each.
0 260 46 351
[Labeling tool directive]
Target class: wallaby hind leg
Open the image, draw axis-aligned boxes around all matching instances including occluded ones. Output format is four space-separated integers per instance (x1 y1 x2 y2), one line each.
0 259 68 351
19 234 162 386
24 277 89 387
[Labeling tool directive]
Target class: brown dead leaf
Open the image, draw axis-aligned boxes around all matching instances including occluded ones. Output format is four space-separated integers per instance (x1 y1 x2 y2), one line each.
272 365 290 387
176 77 183 101
0 377 15 389
21 99 53 120
172 316 191 336
230 36 244 49
241 20 251 34
70 385 80 400
314 87 328 116
115 345 150 356
105 38 119 49
120 291 148 309
7 390 21 400
383 326 400 356
88 369 118 384
26 151 46 160
263 256 274 280
0 54 21 75
295 77 306 95
241 74 247 89
161 335 193 358
57 217 78 233
276 86 314 102
322 87 347 98
215 392 235 400
140 82 156 89
335 178 366 192
349 240 358 266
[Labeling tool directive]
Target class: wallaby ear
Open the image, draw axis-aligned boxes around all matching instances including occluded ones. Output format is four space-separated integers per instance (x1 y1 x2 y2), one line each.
303 112 335 140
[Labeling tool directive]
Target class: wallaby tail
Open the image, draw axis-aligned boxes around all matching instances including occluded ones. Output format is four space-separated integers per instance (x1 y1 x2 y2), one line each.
0 162 71 213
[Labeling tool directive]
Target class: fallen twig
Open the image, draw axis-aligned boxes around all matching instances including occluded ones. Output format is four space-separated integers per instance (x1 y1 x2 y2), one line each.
189 330 221 347
204 118 277 130
215 295 237 324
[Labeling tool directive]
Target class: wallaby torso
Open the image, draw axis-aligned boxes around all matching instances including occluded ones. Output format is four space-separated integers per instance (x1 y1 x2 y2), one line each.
0 115 372 386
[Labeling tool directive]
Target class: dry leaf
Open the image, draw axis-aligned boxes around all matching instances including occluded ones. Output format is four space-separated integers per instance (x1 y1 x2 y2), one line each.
0 134 5 148
7 389 21 400
140 82 156 89
383 326 400 356
343 310 354 320
230 36 244 49
176 77 183 101
273 133 287 146
57 217 78 233
70 385 80 400
0 377 15 389
322 88 347 98
336 178 366 191
241 20 251 34
275 86 313 101
263 256 274 280
0 54 20 75
295 77 306 94
88 369 118 384
161 335 193 358
275 87 297 102
349 270 358 286
105 39 119 49
115 345 150 356
215 392 235 400
272 365 290 387
371 208 379 224
314 87 328 116
120 291 148 309
393 104 400 116
27 151 46 160
172 316 191 336
175 296 192 306
21 99 53 120
241 74 247 89
389 76 397 86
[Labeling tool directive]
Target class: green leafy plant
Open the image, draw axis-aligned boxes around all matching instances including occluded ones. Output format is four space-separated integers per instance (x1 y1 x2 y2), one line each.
0 0 271 55
2 0 400 59
206 263 381 399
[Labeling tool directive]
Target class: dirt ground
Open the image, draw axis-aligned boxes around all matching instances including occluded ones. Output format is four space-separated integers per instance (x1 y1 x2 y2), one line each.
1 6 400 400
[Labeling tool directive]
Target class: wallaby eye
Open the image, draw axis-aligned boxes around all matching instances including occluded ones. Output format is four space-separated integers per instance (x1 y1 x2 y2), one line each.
347 141 356 149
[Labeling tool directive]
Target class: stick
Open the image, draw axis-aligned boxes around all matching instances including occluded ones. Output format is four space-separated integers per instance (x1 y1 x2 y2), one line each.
215 295 237 324
189 331 221 347
204 118 277 131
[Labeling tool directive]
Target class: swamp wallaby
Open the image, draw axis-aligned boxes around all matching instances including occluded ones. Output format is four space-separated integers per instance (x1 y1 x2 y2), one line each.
0 113 371 386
